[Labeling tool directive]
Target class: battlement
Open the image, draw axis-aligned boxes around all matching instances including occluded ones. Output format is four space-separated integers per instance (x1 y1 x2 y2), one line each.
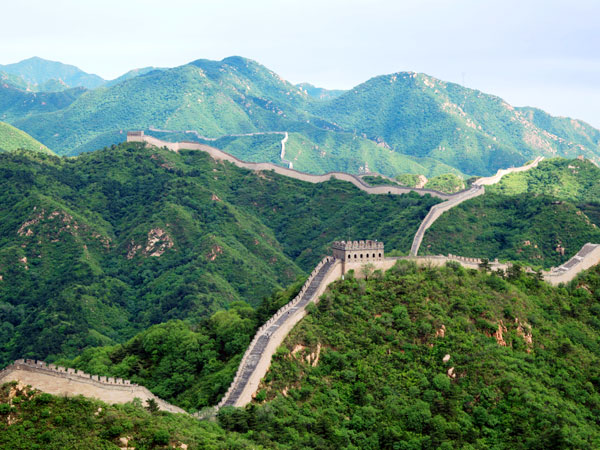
4 359 135 386
332 240 384 251
127 130 144 137
331 240 384 273
0 359 186 414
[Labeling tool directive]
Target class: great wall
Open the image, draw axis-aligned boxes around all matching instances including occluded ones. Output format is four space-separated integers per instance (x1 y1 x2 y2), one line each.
0 359 185 414
0 134 598 417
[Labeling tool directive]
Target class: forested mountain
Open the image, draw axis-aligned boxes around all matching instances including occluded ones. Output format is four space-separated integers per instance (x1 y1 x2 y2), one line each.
0 122 53 154
0 143 437 367
0 81 85 122
4 261 600 448
1 56 598 177
312 72 600 175
0 57 105 91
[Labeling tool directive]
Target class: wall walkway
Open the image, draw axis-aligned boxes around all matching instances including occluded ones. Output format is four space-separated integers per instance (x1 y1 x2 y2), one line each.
218 257 340 408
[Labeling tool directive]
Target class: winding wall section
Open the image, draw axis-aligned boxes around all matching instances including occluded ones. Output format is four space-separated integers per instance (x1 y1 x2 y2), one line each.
409 156 545 256
127 133 456 199
0 359 185 414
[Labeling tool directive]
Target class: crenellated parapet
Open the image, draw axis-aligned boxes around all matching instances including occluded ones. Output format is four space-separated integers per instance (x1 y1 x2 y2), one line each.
1 359 136 386
332 240 384 273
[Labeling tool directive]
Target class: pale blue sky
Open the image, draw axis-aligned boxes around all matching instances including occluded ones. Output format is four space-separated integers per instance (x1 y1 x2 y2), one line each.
3 0 600 127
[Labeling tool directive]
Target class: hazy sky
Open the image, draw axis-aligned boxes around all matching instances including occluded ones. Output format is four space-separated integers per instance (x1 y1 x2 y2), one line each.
3 0 600 127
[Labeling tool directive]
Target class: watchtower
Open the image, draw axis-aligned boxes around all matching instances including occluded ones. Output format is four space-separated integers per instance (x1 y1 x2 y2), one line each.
126 131 145 142
332 240 384 273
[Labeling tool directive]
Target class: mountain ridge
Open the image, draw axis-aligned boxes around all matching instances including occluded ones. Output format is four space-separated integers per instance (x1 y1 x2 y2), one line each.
1 56 599 178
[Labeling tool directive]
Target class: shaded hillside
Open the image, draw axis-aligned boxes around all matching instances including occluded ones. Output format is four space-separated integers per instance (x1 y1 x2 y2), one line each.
0 82 85 122
0 143 437 366
0 122 53 154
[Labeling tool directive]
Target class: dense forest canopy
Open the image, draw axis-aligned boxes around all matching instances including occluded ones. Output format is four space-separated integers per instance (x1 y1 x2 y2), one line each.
0 143 437 366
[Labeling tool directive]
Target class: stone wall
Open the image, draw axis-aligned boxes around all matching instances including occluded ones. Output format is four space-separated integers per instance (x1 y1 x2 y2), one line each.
0 360 185 414
545 243 600 285
217 257 340 408
473 156 544 186
126 133 455 200
409 186 485 256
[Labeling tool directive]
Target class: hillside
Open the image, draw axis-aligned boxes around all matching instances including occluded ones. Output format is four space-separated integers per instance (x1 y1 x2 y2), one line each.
0 122 53 154
0 381 254 449
0 143 438 367
5 261 600 448
0 82 85 122
297 82 345 100
422 193 600 268
148 126 463 178
488 157 600 202
0 57 104 91
11 57 314 154
242 261 600 448
2 56 599 178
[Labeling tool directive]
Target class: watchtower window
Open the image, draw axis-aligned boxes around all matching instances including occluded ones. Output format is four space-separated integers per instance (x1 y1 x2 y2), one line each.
379 253 382 257
347 255 351 260
354 254 357 259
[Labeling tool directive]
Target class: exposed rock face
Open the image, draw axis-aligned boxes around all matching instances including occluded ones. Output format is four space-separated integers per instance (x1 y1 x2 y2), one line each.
207 245 223 261
17 207 111 249
436 324 446 338
515 318 533 352
494 321 508 347
145 228 174 257
127 228 174 259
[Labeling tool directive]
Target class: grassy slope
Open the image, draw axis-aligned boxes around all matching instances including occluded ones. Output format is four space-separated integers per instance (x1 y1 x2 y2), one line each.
0 122 53 154
424 173 465 194
487 157 600 203
0 143 438 367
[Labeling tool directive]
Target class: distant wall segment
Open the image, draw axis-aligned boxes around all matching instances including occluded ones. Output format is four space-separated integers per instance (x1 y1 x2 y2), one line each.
126 133 457 199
